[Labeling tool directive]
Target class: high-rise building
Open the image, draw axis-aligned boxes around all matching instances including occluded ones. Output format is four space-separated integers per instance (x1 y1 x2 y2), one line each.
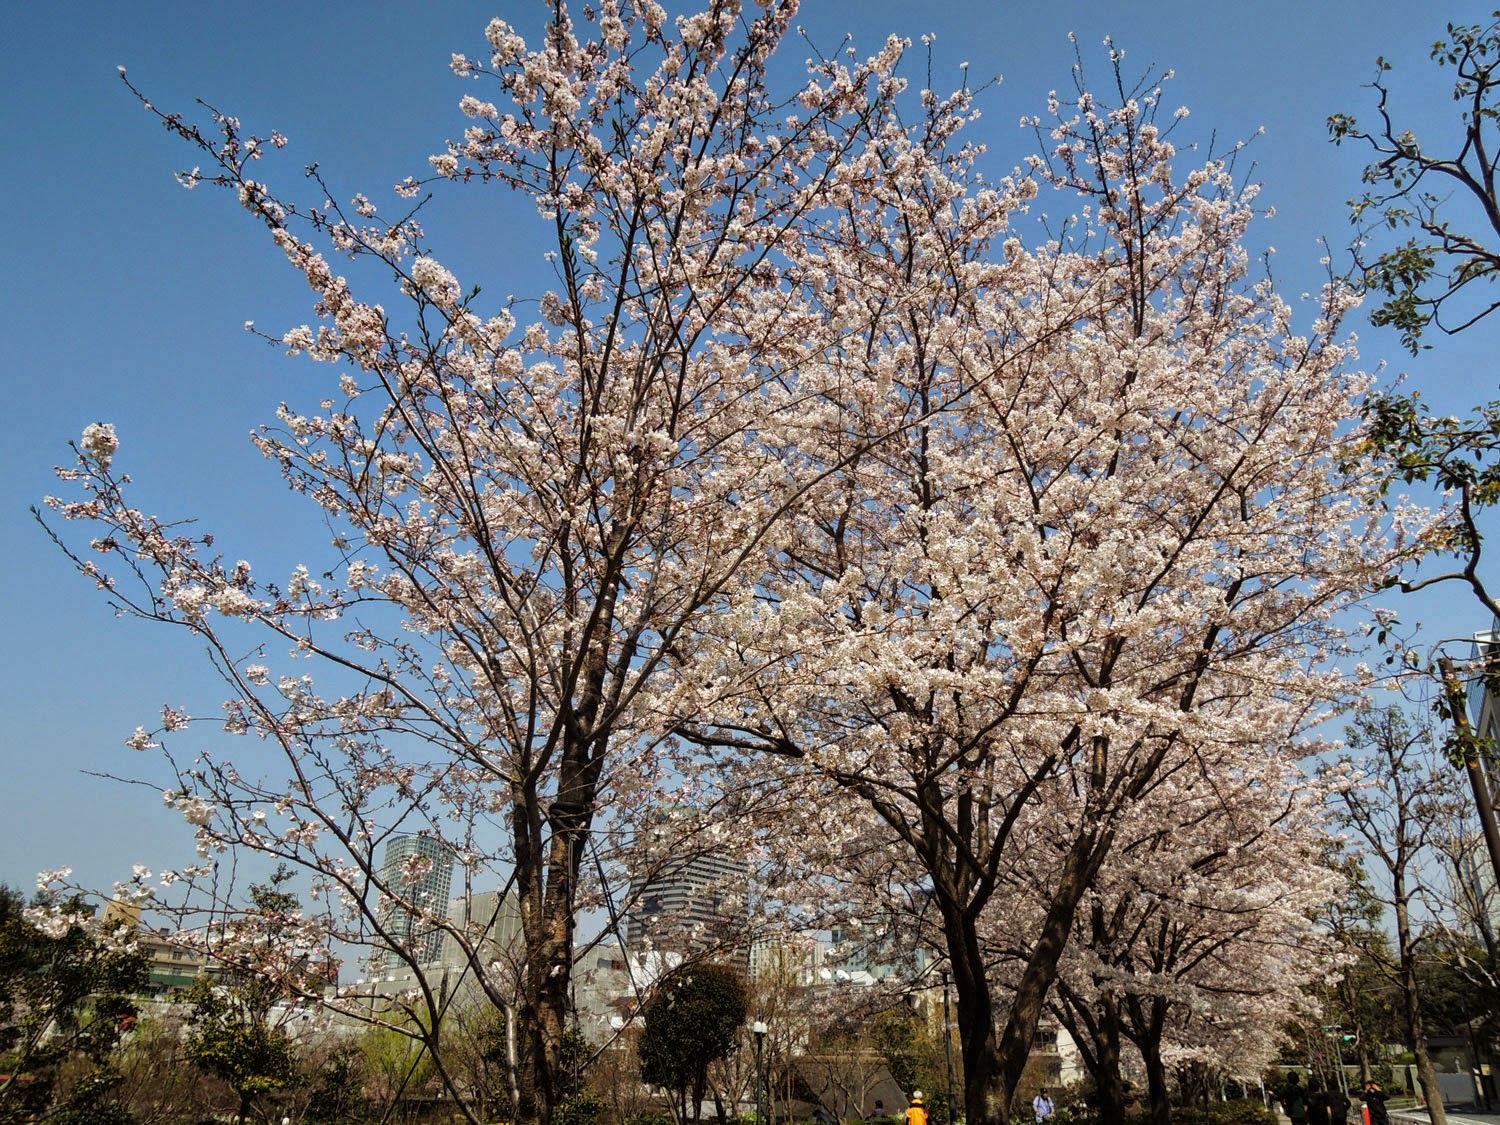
354 885 521 1009
374 835 454 968
441 888 523 980
623 850 749 952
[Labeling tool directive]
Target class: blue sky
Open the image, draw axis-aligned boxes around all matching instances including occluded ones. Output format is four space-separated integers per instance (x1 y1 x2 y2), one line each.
4 1 1494 898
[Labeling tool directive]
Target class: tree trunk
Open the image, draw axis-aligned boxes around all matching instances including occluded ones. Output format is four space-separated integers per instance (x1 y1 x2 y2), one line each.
989 837 1107 1124
947 916 1001 1125
1122 995 1170 1125
1051 987 1127 1125
1142 1042 1170 1125
526 817 587 1125
1089 998 1129 1125
941 833 1104 1125
514 535 622 1125
516 735 606 1125
1394 892 1446 1125
1413 1049 1446 1125
1175 1063 1213 1109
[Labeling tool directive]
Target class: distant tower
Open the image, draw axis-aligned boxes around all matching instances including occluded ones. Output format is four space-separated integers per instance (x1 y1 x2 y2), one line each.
624 850 749 952
375 835 454 968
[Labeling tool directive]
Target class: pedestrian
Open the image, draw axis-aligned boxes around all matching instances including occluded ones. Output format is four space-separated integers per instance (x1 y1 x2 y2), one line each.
905 1091 927 1125
1307 1078 1350 1125
1034 1087 1055 1125
1280 1072 1308 1125
1362 1081 1389 1125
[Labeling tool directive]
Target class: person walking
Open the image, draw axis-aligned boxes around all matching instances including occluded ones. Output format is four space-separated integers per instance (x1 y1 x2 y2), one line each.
1034 1088 1055 1125
905 1091 927 1125
1281 1072 1309 1125
1307 1078 1350 1125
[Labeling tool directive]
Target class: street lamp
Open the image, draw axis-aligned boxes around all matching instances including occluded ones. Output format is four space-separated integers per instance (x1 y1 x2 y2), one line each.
753 1019 768 1125
942 969 956 1125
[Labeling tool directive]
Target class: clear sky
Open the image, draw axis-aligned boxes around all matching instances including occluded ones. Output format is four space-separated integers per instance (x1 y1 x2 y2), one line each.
4 1 1494 898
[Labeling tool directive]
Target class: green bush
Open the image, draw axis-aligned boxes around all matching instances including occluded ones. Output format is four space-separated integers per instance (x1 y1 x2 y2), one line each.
1168 1099 1277 1125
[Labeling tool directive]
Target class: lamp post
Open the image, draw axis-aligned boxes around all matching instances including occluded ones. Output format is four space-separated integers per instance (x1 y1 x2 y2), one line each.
942 969 956 1125
753 1019 768 1125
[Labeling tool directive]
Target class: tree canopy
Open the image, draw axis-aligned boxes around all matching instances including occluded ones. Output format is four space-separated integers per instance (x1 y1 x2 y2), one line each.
34 5 1416 1124
639 963 748 1124
0 887 146 1125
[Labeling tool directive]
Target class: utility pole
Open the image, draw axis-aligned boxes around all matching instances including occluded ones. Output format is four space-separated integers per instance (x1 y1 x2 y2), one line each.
1439 655 1500 887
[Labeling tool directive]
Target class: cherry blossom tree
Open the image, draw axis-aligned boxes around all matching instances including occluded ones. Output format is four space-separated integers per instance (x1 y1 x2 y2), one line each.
666 56 1418 1124
37 9 1425 1125
1044 752 1340 1125
36 4 994 1123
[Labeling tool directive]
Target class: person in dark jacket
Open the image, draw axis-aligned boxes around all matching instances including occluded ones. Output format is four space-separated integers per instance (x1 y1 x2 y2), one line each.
1307 1078 1350 1125
1281 1072 1308 1125
1362 1081 1389 1125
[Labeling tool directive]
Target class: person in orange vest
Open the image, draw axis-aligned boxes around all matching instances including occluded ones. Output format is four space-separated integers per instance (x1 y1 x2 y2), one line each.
905 1091 927 1125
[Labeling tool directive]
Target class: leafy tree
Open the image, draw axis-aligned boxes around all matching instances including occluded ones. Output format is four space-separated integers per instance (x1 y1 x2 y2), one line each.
554 1030 603 1125
640 964 747 1124
1323 706 1459 1125
181 977 302 1125
1330 927 1402 1084
357 1021 437 1119
0 886 147 1125
871 1008 948 1125
437 1003 518 1125
1330 11 1500 892
51 1066 134 1125
180 870 311 1125
302 1047 367 1125
1330 12 1500 352
813 1006 945 1125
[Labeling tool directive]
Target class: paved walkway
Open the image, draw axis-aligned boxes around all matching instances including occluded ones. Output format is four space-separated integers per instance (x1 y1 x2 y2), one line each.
1392 1109 1500 1125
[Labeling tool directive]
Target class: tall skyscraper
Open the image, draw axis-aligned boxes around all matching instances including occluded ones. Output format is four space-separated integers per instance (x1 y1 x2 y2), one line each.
623 849 749 952
375 834 454 968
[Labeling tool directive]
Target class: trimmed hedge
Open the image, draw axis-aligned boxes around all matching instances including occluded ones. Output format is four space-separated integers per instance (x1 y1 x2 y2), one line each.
1164 1099 1279 1125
